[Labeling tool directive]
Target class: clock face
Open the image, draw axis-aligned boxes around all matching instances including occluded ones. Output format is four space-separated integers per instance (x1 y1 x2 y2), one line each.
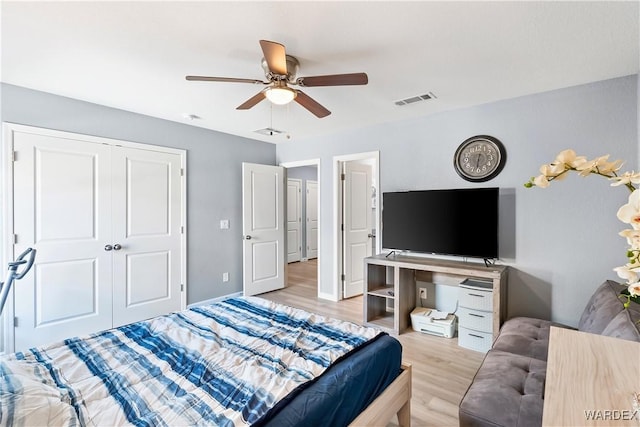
454 135 506 182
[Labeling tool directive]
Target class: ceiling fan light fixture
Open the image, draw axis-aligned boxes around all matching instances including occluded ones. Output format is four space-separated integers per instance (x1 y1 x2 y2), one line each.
187 40 366 117
265 86 296 105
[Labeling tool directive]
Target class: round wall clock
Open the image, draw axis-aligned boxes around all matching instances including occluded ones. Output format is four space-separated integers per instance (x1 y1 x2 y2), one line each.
453 135 506 182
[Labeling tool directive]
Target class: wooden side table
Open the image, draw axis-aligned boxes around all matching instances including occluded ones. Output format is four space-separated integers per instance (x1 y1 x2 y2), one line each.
543 327 640 426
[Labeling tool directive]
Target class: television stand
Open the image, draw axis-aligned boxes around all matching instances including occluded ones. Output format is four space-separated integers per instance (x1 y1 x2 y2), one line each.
363 254 508 340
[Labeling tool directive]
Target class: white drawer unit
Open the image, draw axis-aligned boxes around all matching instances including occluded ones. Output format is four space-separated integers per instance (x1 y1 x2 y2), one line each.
459 283 493 311
458 279 494 353
458 326 493 353
458 306 493 332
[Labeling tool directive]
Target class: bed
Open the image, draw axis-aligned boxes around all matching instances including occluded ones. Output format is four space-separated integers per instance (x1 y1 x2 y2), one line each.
0 296 411 426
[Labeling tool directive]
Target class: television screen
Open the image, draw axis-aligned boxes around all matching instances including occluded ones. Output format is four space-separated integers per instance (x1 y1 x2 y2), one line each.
382 188 499 259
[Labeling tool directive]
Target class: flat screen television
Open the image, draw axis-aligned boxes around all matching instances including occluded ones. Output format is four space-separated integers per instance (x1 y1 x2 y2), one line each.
382 187 499 259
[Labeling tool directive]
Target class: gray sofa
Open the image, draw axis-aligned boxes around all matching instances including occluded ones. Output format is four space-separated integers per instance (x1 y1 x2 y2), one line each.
459 280 640 427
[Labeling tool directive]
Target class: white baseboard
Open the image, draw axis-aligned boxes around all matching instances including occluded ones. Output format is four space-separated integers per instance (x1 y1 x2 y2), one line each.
318 291 339 302
187 291 243 308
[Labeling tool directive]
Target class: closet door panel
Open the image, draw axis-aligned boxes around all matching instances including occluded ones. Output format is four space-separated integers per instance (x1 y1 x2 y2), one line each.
111 147 182 327
12 132 113 351
36 149 97 241
126 251 170 305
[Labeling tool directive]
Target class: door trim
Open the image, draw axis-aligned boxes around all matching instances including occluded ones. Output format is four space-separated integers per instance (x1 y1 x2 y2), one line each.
333 152 380 302
1 122 187 353
280 159 322 298
1 125 17 354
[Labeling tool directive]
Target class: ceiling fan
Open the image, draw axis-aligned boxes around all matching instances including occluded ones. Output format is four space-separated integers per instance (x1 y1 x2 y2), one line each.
186 40 368 118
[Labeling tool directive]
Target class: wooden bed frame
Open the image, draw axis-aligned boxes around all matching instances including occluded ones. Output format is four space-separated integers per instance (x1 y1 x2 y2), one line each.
349 362 412 427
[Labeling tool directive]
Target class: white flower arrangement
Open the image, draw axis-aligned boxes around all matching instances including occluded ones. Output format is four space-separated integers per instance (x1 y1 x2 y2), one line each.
525 149 640 307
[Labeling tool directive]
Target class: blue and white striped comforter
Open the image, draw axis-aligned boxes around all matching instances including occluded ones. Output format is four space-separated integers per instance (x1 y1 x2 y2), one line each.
0 296 381 426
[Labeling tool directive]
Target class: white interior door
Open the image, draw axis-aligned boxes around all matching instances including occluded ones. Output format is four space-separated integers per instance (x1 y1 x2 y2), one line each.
242 163 285 296
306 180 318 259
343 162 372 299
12 132 114 350
9 125 186 351
286 179 302 263
111 147 183 327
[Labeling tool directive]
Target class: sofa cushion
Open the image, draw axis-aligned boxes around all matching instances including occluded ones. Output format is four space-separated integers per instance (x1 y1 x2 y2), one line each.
459 350 546 427
491 317 554 361
600 308 640 341
578 280 629 334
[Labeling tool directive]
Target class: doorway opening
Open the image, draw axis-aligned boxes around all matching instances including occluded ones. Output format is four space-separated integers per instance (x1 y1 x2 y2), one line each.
281 159 321 297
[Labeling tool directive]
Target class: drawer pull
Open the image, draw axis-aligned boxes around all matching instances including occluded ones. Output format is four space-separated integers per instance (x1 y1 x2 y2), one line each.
469 313 485 318
468 293 485 298
469 333 485 339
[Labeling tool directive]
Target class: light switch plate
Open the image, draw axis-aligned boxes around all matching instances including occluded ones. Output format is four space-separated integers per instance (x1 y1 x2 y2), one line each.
220 219 229 229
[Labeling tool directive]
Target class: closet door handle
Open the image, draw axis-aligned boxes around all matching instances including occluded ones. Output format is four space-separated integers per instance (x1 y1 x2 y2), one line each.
244 235 252 240
104 245 113 251
113 244 122 251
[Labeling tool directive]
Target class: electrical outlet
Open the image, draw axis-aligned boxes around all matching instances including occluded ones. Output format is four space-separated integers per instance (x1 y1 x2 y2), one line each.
419 287 427 299
222 272 229 282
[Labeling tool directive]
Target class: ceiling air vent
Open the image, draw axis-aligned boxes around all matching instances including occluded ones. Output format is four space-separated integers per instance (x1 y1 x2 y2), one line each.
394 92 437 107
254 127 285 136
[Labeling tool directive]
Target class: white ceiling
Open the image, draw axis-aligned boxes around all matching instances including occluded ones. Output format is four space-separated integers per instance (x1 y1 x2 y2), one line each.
1 1 638 144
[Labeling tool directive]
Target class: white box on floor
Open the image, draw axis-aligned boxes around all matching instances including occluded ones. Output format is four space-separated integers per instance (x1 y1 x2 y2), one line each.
410 307 457 338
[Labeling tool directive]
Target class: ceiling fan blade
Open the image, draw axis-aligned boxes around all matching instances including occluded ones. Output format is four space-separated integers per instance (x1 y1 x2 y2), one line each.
296 72 368 87
259 40 288 75
294 90 331 118
186 76 266 85
236 91 267 110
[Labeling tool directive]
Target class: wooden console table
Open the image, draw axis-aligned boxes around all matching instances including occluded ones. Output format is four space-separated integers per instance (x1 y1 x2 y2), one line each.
543 327 640 426
363 254 508 337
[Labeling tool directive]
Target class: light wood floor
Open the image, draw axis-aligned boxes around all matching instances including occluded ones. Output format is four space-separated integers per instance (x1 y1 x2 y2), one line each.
260 259 485 427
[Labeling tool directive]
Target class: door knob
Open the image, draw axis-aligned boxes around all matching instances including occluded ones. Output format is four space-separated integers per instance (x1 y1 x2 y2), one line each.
113 244 122 250
244 235 252 240
104 245 113 251
368 234 374 238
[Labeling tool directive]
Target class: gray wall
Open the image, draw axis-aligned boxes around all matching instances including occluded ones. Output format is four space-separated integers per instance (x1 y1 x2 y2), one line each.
1 83 276 304
276 75 639 327
3 75 638 327
286 166 318 259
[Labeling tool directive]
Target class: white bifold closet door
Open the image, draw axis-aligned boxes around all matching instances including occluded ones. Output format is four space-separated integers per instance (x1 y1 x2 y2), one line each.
111 146 182 327
11 128 183 351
